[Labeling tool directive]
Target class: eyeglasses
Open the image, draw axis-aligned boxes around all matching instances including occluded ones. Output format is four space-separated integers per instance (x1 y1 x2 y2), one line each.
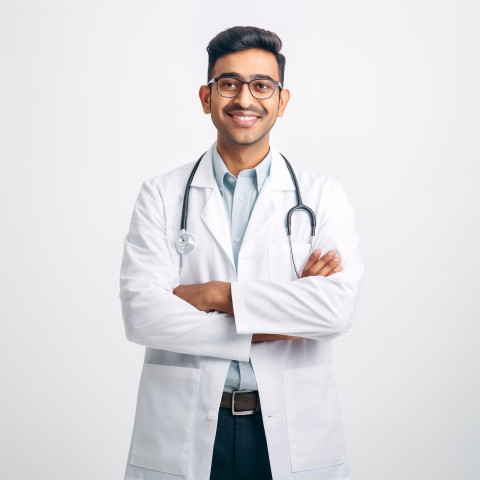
208 76 283 100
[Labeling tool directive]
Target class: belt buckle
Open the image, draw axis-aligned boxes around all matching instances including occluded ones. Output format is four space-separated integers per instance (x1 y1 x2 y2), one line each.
231 389 256 416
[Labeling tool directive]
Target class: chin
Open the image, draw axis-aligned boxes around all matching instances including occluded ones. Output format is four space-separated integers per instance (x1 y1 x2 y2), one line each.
222 129 270 147
212 115 273 148
228 138 259 146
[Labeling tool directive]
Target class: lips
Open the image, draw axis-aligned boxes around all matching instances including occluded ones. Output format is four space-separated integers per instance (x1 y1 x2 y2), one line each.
231 114 258 121
226 111 261 127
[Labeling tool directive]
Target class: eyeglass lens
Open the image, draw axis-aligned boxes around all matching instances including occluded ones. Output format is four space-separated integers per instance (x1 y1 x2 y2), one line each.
217 78 275 99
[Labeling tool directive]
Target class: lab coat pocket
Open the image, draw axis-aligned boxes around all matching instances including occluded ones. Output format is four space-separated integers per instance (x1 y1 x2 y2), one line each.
130 363 201 475
283 365 344 472
267 243 311 281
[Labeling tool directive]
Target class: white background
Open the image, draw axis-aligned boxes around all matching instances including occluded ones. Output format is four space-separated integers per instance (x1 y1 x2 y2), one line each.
1 1 479 478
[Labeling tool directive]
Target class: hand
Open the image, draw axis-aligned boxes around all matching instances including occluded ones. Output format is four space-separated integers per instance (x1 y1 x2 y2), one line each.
173 281 233 315
301 249 342 278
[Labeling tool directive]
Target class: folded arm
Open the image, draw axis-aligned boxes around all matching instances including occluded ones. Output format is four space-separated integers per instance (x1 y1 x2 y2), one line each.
119 179 252 361
121 177 362 356
232 179 364 340
173 249 343 342
174 179 363 341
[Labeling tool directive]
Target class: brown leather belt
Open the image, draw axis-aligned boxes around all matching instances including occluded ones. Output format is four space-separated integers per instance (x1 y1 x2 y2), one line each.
221 390 260 415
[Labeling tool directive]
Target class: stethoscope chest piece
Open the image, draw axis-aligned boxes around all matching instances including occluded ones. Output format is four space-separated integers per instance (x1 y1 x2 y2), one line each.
175 229 196 254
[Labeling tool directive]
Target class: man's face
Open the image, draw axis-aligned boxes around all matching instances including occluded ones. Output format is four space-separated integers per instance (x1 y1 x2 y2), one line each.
199 48 289 147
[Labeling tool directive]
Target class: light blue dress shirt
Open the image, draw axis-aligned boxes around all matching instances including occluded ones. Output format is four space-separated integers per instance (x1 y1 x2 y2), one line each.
212 146 272 393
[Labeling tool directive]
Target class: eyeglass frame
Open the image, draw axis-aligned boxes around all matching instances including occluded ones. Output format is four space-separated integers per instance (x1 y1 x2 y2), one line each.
207 75 283 100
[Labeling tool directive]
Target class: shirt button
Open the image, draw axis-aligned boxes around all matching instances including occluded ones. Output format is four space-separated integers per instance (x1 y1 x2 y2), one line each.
238 194 244 201
234 237 241 243
207 410 216 421
228 177 236 184
242 362 247 366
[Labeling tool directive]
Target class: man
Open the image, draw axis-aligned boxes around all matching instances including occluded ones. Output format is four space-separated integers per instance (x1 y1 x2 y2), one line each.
120 26 363 480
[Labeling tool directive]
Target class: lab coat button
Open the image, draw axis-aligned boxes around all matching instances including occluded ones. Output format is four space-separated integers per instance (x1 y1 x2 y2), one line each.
207 410 216 420
238 194 244 201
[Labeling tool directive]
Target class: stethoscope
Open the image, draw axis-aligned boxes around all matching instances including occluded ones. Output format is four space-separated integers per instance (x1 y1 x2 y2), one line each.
175 152 316 278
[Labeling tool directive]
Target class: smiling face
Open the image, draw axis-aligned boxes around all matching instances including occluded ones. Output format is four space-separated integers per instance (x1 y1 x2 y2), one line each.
199 48 290 151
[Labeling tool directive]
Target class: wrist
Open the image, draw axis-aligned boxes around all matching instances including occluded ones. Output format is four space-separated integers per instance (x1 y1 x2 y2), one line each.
210 281 232 314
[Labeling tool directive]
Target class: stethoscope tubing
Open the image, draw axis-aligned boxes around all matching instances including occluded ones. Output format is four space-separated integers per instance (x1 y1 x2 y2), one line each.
281 154 316 237
180 153 206 231
176 151 316 279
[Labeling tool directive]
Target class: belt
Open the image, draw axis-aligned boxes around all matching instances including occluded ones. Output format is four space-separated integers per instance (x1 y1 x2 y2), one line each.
221 390 260 415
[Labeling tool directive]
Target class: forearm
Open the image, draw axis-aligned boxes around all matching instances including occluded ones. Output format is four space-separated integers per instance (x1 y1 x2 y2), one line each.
231 253 364 340
229 178 364 340
211 282 234 315
173 281 301 342
120 180 252 360
192 269 363 340
121 276 251 360
173 281 233 314
172 250 362 342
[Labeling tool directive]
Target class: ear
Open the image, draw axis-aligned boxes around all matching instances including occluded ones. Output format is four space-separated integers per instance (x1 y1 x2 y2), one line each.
199 85 211 114
277 88 290 118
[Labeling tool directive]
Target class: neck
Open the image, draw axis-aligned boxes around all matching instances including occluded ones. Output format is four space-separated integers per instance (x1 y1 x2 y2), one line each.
216 134 270 177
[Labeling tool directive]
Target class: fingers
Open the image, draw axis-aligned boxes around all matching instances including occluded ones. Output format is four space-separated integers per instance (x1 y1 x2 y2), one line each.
324 260 342 276
300 249 322 278
325 264 342 276
301 249 342 278
310 250 341 277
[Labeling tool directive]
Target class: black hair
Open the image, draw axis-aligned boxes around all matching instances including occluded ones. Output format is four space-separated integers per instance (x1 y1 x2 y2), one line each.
207 26 286 85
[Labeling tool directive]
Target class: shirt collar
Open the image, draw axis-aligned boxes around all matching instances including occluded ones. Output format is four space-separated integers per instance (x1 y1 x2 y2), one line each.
212 143 272 195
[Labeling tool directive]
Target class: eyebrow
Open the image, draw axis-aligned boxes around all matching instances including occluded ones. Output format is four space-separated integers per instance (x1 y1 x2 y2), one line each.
216 72 277 82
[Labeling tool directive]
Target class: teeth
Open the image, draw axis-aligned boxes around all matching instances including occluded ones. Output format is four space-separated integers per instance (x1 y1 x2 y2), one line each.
233 115 258 121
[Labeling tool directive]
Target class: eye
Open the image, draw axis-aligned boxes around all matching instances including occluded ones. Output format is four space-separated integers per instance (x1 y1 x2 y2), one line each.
218 78 240 90
252 80 274 93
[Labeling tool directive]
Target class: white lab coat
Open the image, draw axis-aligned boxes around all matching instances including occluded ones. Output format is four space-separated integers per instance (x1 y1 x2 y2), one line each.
120 142 364 480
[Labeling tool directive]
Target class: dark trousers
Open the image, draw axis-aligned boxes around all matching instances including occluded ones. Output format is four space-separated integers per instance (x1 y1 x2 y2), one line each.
209 407 273 480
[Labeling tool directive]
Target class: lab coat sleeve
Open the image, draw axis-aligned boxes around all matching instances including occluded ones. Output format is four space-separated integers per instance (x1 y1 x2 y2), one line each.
231 177 364 340
120 179 252 360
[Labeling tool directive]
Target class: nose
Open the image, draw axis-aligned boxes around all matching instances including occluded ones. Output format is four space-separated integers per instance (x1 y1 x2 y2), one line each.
234 82 254 108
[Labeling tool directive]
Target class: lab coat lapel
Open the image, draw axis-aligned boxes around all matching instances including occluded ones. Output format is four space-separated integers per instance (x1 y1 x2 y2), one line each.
200 187 235 269
242 148 295 248
191 145 235 270
241 177 275 249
